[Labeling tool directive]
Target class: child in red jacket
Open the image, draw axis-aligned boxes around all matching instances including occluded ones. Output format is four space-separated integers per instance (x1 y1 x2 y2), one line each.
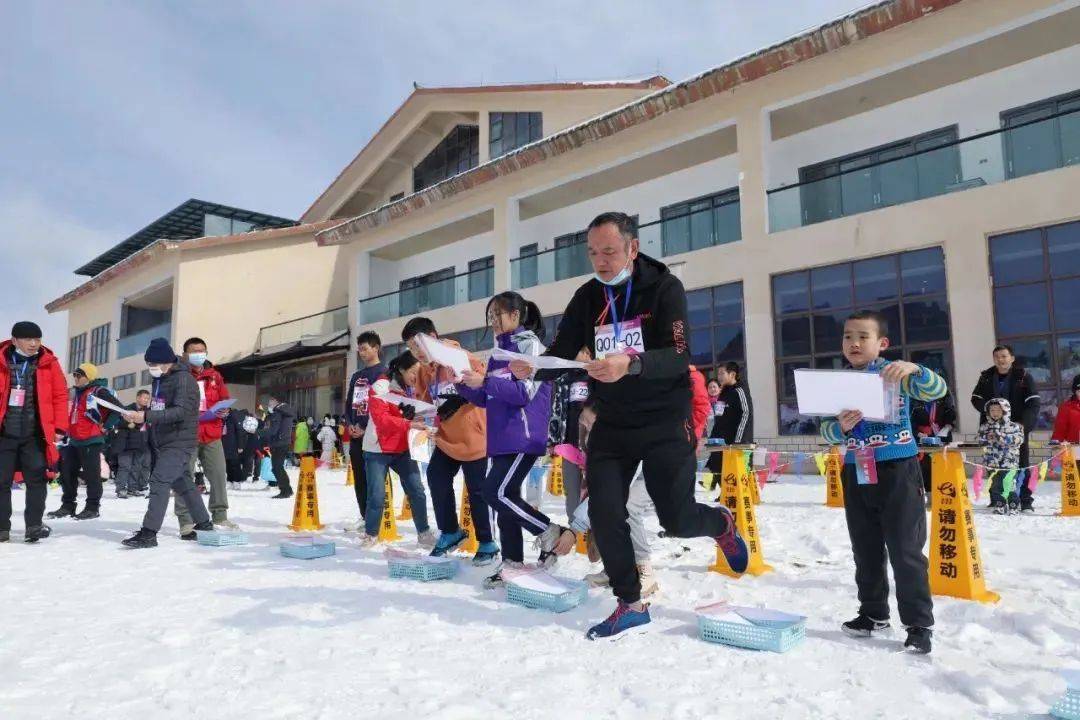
1051 374 1080 445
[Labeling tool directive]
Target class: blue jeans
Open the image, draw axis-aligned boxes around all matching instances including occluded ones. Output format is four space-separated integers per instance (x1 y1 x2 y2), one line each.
364 452 430 537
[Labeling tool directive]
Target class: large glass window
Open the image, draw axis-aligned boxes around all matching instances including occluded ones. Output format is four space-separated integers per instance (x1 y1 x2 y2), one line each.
399 267 455 316
518 243 539 289
413 125 480 192
772 248 952 435
69 333 86 370
685 282 745 378
140 369 153 386
489 112 542 158
202 214 255 237
468 256 494 302
89 323 111 366
113 373 135 391
1002 89 1080 179
990 220 1080 428
554 231 590 282
660 188 741 256
798 127 960 225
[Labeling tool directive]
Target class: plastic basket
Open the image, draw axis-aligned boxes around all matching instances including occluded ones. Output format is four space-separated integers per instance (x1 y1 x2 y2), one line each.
196 530 249 546
280 537 336 559
697 607 806 653
506 577 588 613
1052 690 1080 720
387 556 458 582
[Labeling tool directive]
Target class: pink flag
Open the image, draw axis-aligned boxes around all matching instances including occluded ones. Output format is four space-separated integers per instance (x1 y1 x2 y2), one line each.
767 452 780 475
972 466 985 500
1027 464 1041 492
756 469 768 490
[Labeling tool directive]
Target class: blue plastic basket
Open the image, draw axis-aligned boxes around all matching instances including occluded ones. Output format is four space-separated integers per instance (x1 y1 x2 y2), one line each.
1052 690 1080 720
196 530 249 546
697 609 806 653
280 538 336 559
506 577 588 613
387 556 458 581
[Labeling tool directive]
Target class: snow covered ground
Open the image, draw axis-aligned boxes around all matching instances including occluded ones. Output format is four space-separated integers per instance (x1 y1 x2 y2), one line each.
2 468 1077 720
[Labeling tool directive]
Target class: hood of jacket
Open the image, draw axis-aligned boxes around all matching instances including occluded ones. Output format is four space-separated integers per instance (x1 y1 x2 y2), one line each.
983 397 1013 422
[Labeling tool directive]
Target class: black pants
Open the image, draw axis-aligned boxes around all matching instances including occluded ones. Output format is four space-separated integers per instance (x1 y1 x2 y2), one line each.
142 446 210 532
842 455 934 629
271 447 291 494
428 447 493 543
482 453 547 563
60 443 103 509
588 416 728 604
225 455 242 484
0 436 48 531
1018 436 1034 508
349 438 367 517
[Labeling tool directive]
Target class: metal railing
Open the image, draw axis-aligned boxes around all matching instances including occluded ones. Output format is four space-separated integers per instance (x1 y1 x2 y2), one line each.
117 322 172 359
358 266 494 324
258 306 349 349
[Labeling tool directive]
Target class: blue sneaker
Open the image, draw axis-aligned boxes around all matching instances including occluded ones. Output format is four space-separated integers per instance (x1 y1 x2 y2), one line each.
715 507 749 574
429 529 467 557
472 541 500 566
586 601 651 641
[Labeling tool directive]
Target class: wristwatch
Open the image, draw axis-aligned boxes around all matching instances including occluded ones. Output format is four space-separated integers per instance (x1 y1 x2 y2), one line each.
627 355 643 376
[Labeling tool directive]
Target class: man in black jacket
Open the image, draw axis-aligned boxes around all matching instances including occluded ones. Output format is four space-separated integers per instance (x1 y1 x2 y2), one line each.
511 212 748 640
122 338 213 548
260 392 295 498
114 389 152 498
970 345 1040 510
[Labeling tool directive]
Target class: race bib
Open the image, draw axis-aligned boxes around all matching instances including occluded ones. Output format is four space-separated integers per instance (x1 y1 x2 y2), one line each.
854 446 879 485
151 399 165 412
198 380 208 412
594 317 645 360
352 379 369 414
8 387 25 407
569 381 589 403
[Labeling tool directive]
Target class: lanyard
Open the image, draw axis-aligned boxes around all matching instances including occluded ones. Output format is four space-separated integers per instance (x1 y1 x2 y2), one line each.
13 358 28 388
152 379 161 401
600 279 633 343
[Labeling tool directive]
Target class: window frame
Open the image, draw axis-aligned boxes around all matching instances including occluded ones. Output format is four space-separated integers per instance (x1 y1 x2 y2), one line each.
113 373 136 391
489 111 542 158
69 333 87 370
685 282 747 380
1001 89 1080 180
468 256 495 302
89 323 111 366
399 266 456 315
413 125 480 192
660 187 741 256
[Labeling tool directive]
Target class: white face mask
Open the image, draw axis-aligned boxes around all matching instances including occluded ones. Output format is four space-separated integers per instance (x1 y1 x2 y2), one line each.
187 352 207 367
147 366 164 378
13 347 35 358
593 256 633 287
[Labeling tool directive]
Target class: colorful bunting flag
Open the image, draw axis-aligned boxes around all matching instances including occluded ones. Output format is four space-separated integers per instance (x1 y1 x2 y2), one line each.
972 466 985 500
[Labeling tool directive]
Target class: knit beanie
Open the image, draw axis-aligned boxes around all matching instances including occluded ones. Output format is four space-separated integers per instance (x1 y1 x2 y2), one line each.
11 321 43 339
1072 374 1080 394
144 337 177 364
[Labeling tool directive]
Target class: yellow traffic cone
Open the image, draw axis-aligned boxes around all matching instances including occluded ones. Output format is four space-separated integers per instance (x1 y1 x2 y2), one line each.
345 462 354 487
928 451 999 603
1060 444 1080 517
709 448 773 577
575 529 590 555
398 496 413 521
377 472 402 542
458 490 480 554
547 456 565 497
288 455 325 532
824 448 845 508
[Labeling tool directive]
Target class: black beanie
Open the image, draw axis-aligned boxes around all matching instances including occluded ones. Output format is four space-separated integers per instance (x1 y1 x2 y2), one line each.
1072 374 1080 393
11 321 42 339
144 337 177 364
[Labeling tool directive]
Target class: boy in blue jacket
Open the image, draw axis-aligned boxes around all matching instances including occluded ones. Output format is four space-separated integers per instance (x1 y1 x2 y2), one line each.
821 310 947 655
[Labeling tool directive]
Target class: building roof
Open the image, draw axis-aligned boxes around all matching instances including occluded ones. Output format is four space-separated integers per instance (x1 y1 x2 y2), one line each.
300 76 671 222
314 0 965 247
46 220 338 313
75 199 297 277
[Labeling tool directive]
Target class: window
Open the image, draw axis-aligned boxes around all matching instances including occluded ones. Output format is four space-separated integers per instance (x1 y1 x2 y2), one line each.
990 220 1080 429
1002 89 1080 180
443 326 489 353
89 323 111 366
489 112 542 158
389 192 405 202
660 188 741 255
140 369 154 386
772 248 952 435
203 213 256 237
554 231 590 282
542 315 564 347
798 127 961 225
113 373 136 391
518 243 539 289
69 333 87 369
413 125 480 192
399 267 455 315
686 282 746 379
468 256 494 302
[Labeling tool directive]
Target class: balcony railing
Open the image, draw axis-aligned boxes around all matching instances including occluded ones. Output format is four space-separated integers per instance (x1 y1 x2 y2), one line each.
117 322 172 359
767 106 1080 232
358 266 493 324
258 306 349 350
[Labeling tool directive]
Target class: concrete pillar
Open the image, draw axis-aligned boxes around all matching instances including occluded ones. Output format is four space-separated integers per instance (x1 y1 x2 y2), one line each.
349 247 371 378
478 111 491 164
492 199 518 293
736 107 769 242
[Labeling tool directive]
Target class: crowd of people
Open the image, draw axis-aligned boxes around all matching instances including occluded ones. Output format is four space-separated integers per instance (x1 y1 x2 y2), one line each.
4 212 1080 648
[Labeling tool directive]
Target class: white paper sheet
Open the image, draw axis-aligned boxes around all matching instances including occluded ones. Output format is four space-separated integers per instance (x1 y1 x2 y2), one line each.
507 570 574 594
407 428 432 463
87 395 127 415
491 346 587 370
733 606 806 625
794 369 889 421
416 334 472 377
381 392 437 417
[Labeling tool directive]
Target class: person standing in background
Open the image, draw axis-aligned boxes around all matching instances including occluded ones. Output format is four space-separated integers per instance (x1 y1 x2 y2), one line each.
344 331 387 526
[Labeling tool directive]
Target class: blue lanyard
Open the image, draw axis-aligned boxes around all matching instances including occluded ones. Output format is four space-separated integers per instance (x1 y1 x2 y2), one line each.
603 278 633 343
13 358 28 387
152 379 161 401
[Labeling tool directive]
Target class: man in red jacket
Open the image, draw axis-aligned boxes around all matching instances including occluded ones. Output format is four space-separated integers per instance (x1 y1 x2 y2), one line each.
1052 374 1080 445
172 337 236 531
0 321 69 543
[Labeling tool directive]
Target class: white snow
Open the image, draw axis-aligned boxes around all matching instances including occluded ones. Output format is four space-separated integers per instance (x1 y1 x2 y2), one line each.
2 470 1077 719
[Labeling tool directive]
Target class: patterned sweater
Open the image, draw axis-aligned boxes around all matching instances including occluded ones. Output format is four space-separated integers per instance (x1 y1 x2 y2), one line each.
821 359 947 464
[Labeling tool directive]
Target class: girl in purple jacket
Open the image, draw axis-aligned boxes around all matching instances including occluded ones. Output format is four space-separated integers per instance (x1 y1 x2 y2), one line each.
457 291 574 588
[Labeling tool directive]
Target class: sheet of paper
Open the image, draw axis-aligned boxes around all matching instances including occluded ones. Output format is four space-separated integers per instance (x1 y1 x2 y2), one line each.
507 570 574 594
733 606 806 625
491 346 587 370
794 369 888 421
416 334 472 377
87 395 127 415
694 602 755 625
381 392 437 417
408 428 432 464
199 398 237 422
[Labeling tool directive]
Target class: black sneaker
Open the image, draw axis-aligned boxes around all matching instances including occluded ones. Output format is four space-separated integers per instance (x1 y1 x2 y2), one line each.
24 525 51 543
74 506 100 520
122 528 158 549
1007 498 1020 514
992 501 1007 515
47 505 76 519
180 521 214 541
841 614 891 637
904 626 933 654
1020 501 1034 514
271 491 293 499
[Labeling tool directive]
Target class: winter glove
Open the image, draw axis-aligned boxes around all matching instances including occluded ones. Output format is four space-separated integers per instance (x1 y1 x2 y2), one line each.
399 403 417 421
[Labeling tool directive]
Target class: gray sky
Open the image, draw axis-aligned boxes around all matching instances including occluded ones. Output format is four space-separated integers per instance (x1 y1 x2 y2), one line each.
1 0 860 349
